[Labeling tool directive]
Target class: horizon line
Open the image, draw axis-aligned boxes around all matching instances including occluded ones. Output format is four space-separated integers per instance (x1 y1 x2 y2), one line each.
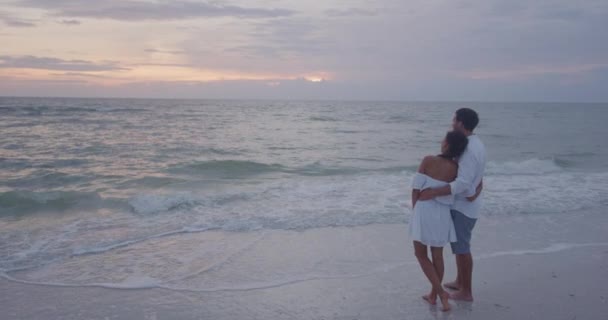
1 95 606 105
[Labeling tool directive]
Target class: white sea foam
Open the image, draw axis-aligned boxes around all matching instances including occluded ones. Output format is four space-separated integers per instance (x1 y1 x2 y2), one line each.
480 242 608 259
0 272 162 290
6 240 608 292
96 275 161 289
485 158 564 175
1 260 412 293
77 162 608 235
3 98 608 295
128 193 201 214
71 229 187 256
482 170 608 215
3 163 608 278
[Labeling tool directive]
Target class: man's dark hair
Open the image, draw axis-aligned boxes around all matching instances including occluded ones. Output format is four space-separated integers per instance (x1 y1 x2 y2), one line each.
455 108 479 132
442 131 468 159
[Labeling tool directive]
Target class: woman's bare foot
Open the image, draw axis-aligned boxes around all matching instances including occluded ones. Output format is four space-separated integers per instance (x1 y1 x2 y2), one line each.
443 281 460 290
438 292 451 312
422 293 437 305
449 290 474 301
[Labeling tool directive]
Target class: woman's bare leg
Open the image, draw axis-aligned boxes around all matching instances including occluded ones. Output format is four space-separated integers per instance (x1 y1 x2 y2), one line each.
414 241 451 311
423 246 445 304
430 246 450 310
430 247 445 284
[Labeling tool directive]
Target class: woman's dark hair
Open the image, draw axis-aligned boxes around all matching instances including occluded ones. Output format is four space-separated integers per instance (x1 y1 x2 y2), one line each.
441 130 468 159
455 108 479 132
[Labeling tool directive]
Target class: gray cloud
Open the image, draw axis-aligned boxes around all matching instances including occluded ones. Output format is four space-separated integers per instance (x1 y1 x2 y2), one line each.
52 72 116 78
17 0 294 21
0 12 36 27
177 0 608 83
241 18 331 57
3 0 608 101
176 16 333 74
325 8 377 17
144 48 185 55
485 0 604 21
466 1 608 68
0 55 128 71
59 19 81 25
0 76 88 85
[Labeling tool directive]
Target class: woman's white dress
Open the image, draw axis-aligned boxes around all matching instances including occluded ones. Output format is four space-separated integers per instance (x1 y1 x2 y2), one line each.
409 173 457 247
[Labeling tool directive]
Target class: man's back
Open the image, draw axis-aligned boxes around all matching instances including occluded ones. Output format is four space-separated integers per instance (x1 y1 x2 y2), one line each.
451 135 486 219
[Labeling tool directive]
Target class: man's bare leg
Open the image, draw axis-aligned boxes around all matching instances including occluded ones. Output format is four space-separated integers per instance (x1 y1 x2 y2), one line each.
444 280 460 290
444 255 462 290
449 253 474 301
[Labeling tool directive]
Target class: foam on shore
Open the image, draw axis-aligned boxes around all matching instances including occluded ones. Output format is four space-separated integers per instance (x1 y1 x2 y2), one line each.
2 209 608 319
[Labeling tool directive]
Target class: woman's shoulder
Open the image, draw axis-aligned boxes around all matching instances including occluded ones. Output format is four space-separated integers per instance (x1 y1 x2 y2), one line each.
421 155 441 164
419 155 457 175
420 155 458 180
419 155 439 173
421 155 451 166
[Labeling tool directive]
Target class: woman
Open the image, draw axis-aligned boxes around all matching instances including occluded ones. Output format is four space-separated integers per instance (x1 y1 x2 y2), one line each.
409 130 468 312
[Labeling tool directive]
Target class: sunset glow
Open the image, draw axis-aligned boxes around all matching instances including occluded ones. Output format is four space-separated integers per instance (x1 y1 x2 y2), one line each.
1 1 607 101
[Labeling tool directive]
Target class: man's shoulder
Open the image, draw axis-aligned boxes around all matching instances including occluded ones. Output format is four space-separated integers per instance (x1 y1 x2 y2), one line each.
468 135 486 152
460 136 485 165
468 134 483 144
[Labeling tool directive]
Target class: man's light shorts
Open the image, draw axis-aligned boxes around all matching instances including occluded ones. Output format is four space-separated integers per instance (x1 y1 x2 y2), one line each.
450 209 477 254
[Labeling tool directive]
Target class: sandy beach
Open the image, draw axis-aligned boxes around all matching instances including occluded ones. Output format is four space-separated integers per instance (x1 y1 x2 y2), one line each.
2 0 608 316
2 209 607 320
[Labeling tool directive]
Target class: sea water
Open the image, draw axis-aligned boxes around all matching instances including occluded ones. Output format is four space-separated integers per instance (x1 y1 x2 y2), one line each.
1 97 607 290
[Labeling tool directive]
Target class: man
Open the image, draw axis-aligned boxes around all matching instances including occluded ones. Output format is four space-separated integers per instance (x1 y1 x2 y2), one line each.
418 108 486 301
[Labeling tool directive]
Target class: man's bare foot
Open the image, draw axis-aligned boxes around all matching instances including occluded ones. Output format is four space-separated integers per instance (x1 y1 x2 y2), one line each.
449 291 474 302
438 292 451 312
422 293 437 305
443 281 460 291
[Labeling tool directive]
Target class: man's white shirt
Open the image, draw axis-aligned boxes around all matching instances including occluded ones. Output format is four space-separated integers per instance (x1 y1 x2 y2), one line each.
449 135 486 219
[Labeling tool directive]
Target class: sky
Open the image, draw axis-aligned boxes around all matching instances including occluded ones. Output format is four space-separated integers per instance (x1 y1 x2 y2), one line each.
1 0 607 101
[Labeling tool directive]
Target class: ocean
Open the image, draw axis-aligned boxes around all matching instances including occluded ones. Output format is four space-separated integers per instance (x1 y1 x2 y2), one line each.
1 97 607 290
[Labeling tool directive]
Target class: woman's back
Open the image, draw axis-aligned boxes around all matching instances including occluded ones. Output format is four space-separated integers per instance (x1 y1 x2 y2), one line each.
420 156 458 183
410 155 458 248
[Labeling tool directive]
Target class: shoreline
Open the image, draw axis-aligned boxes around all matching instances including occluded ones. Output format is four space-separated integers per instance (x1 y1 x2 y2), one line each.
2 211 608 319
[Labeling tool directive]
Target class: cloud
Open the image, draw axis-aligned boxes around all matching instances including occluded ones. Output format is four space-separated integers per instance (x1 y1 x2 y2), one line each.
234 18 331 57
458 63 608 80
3 0 608 101
0 76 88 85
325 8 377 17
17 0 294 21
178 17 333 74
52 72 116 78
144 48 185 55
486 0 607 21
0 76 337 100
0 12 36 27
0 55 128 71
132 62 190 68
380 0 608 74
59 19 81 25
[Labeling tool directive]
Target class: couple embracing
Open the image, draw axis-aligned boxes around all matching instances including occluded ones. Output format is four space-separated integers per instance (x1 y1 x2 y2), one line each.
409 108 486 311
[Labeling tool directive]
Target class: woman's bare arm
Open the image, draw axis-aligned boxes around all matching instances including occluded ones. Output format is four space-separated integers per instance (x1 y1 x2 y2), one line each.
412 189 420 208
412 156 430 208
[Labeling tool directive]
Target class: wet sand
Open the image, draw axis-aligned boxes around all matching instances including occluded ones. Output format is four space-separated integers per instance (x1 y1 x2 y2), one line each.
2 211 607 320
